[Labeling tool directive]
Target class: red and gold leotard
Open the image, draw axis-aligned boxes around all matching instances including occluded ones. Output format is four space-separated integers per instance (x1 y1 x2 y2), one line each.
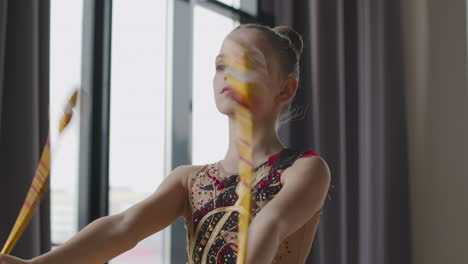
184 148 324 264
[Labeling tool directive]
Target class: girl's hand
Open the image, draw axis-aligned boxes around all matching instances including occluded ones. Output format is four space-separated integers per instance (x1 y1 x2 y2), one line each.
0 254 31 264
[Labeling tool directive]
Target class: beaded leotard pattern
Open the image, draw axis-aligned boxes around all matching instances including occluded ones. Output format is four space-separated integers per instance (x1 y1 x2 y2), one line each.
184 148 320 264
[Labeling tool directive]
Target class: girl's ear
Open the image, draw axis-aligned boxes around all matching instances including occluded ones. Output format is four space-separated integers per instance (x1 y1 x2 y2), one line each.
276 76 298 104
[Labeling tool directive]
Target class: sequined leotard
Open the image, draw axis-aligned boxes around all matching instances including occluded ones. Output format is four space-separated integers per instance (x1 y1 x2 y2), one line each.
184 148 324 264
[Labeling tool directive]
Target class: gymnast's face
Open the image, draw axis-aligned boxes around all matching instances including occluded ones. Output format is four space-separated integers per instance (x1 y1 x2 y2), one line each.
213 28 286 120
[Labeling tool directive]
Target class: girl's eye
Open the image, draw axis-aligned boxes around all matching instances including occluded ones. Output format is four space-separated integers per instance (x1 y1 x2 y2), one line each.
216 64 225 71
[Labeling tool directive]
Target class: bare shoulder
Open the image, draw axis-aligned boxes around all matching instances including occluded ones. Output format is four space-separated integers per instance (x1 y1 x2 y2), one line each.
281 155 331 188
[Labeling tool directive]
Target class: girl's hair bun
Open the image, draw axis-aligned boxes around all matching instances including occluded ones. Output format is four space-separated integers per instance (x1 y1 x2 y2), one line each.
232 23 303 78
273 25 304 56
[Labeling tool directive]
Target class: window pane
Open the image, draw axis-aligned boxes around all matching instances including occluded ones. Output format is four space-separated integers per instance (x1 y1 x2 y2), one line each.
216 0 240 8
215 0 257 16
109 0 168 263
50 0 83 245
192 6 237 165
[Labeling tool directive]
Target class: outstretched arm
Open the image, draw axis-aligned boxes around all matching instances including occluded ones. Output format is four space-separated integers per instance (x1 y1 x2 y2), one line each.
0 165 196 264
245 156 330 264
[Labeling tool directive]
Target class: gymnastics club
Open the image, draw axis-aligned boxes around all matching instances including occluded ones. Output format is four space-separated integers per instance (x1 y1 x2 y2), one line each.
1 90 79 254
224 45 259 264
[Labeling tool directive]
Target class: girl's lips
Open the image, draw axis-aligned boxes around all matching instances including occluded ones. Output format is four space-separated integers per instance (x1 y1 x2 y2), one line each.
220 86 252 109
221 87 232 94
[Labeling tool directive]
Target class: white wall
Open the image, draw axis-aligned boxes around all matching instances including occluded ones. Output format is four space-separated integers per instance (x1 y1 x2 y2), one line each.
403 0 468 263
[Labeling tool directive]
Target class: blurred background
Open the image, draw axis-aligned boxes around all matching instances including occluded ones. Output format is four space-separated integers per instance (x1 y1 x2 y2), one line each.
0 0 467 264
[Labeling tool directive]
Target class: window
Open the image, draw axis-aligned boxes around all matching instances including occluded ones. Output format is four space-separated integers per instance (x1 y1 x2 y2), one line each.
191 5 238 165
216 0 241 8
209 0 257 17
49 0 83 246
108 0 168 263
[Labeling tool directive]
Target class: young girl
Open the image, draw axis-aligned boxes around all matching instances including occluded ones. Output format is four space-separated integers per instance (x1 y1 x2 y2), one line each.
0 24 331 264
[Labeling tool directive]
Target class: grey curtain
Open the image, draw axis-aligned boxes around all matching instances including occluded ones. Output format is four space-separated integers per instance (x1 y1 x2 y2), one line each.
0 0 6 121
261 0 412 264
0 0 51 259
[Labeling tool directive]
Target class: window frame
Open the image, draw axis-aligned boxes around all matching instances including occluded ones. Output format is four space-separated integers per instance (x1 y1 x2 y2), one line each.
78 0 112 232
196 0 258 23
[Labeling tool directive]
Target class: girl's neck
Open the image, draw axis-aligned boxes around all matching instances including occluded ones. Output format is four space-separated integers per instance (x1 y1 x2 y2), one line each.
221 116 284 173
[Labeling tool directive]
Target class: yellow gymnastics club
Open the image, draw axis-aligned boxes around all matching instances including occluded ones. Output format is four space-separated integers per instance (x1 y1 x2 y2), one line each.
1 90 78 254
